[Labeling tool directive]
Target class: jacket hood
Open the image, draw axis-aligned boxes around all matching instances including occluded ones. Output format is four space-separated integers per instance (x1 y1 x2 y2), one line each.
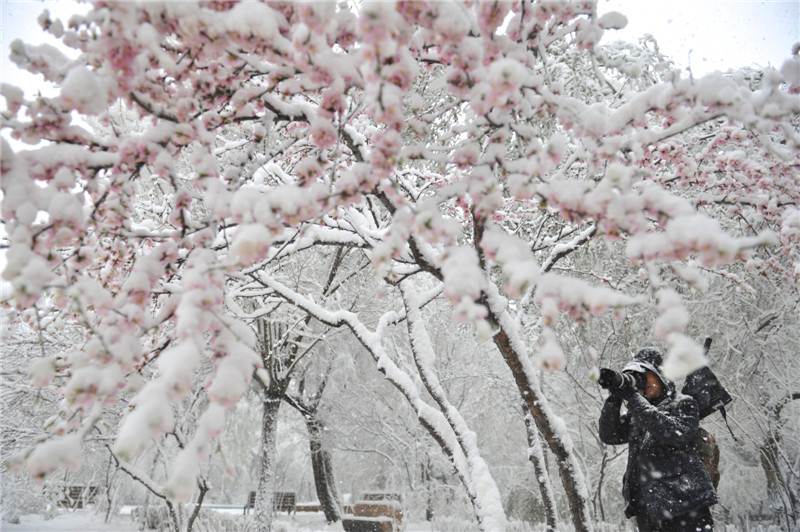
623 347 675 398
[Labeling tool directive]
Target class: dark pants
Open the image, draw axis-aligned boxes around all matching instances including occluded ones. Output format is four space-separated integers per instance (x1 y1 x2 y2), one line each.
636 506 713 531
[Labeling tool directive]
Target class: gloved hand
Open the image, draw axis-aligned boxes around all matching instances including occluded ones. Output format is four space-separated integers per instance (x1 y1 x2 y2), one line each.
609 384 636 401
598 368 619 389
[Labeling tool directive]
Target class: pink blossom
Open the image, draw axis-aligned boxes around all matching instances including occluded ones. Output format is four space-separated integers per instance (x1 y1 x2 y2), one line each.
310 117 338 149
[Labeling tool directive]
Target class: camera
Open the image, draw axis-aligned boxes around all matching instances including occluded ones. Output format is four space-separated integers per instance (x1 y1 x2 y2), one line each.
598 368 646 392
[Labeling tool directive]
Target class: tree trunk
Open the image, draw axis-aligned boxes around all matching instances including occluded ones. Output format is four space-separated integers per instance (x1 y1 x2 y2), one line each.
422 458 434 521
470 210 590 529
490 315 593 532
255 395 281 532
760 433 799 529
307 418 341 523
523 412 559 531
402 281 508 531
759 393 800 529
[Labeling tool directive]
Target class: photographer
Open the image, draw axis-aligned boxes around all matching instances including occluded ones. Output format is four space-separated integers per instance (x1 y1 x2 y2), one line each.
598 348 717 531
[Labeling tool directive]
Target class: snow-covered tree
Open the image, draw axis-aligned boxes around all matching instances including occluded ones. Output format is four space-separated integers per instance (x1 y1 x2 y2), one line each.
2 1 798 530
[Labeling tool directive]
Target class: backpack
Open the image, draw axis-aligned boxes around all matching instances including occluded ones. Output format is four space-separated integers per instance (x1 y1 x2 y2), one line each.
696 427 720 488
681 338 733 491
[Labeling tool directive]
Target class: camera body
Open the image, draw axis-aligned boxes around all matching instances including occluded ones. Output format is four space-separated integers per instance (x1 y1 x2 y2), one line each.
598 368 646 393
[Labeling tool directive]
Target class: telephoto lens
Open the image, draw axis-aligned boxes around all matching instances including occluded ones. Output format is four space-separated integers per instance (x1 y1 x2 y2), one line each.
598 368 645 392
598 368 624 389
622 370 646 392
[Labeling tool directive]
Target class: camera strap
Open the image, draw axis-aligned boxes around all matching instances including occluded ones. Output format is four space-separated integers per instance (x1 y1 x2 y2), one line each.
719 405 738 442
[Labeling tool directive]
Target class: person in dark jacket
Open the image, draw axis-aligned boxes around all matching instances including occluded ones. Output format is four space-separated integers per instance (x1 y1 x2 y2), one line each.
599 347 718 531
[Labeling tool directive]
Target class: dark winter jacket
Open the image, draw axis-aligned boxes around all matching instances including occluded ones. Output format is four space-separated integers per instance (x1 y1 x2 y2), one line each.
599 390 718 523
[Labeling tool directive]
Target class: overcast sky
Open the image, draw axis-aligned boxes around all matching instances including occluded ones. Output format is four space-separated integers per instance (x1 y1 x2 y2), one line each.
601 0 799 74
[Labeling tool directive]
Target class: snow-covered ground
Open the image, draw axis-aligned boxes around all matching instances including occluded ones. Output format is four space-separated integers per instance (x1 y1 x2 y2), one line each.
6 511 140 532
4 509 787 531
5 509 440 532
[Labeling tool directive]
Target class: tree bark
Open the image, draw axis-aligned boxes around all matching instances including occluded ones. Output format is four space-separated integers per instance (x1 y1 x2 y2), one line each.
471 209 591 529
307 418 342 523
401 281 507 531
422 458 435 521
523 412 559 531
759 392 800 530
490 316 593 532
255 395 281 532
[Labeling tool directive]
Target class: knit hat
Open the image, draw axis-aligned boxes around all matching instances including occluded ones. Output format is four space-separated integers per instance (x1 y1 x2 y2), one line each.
630 347 663 369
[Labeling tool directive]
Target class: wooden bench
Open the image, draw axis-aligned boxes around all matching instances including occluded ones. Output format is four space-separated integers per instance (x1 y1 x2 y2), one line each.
343 492 403 532
361 492 402 504
354 501 402 520
274 491 296 514
243 491 256 515
352 500 402 532
342 516 395 532
57 486 98 509
243 491 296 515
296 502 322 512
